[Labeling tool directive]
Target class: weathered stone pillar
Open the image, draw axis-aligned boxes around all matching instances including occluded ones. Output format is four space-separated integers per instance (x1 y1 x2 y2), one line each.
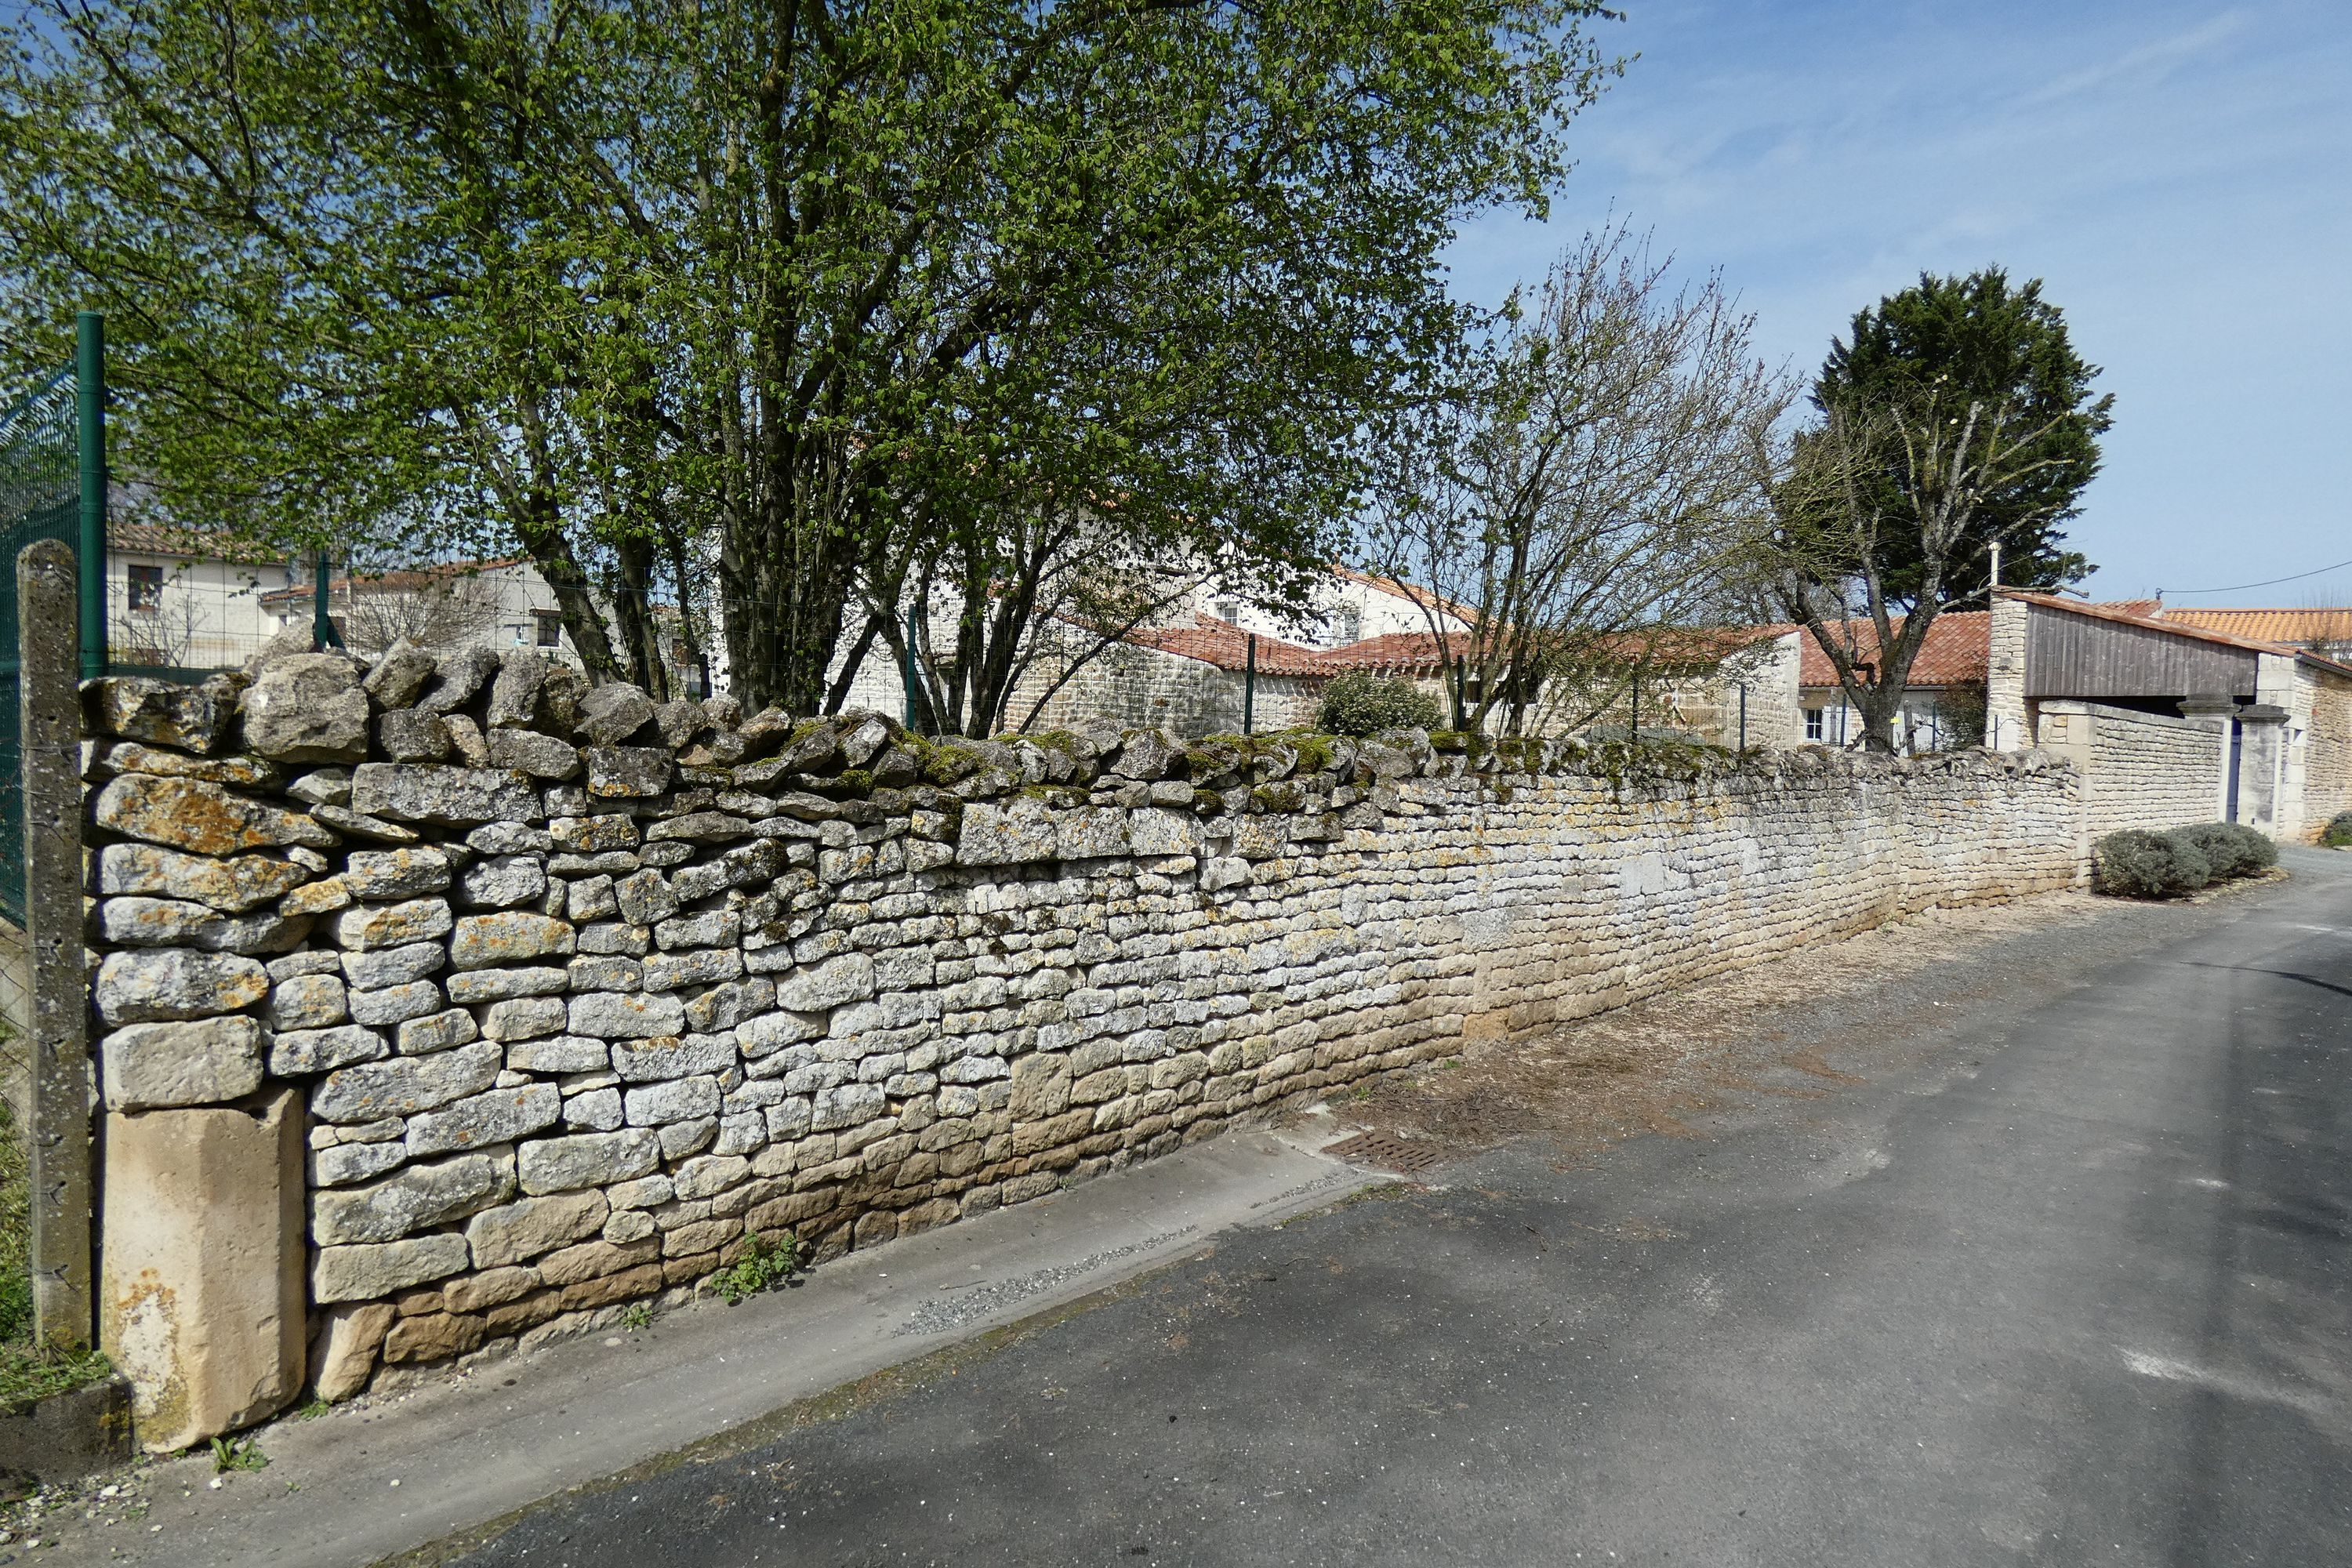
100 1087 306 1452
2233 703 2289 833
20 538 91 1350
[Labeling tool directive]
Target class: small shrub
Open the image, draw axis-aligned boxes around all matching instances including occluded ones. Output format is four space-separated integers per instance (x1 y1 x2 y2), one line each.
2323 811 2352 848
2172 822 2278 880
619 1303 653 1331
709 1232 799 1305
2093 829 2212 898
1315 673 1442 738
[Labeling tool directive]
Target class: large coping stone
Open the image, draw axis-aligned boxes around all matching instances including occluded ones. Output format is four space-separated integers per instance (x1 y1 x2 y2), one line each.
93 949 268 1026
349 764 540 826
93 775 336 855
516 1128 662 1194
450 911 575 967
99 1017 266 1110
568 990 687 1040
96 843 310 913
85 675 232 754
312 1232 471 1305
240 654 370 763
100 1088 304 1452
363 639 437 707
574 682 656 746
312 1040 500 1123
310 1152 514 1247
343 847 452 898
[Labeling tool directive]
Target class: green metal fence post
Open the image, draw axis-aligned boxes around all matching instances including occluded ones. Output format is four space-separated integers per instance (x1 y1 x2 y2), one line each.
902 605 919 733
1243 634 1256 735
312 553 336 650
74 312 105 681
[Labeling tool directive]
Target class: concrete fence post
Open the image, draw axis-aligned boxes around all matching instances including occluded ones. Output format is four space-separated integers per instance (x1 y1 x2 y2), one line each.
20 537 92 1350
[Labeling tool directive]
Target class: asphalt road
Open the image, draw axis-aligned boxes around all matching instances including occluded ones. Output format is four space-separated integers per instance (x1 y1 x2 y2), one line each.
451 852 2352 1568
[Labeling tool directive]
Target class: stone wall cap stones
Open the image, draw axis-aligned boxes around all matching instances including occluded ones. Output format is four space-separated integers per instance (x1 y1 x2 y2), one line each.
85 674 232 754
486 728 582 779
350 764 542 826
94 773 337 855
574 684 658 747
584 746 674 799
241 654 371 764
363 640 439 708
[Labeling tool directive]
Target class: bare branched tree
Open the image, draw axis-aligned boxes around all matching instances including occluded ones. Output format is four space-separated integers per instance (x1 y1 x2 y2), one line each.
1362 223 1791 735
1761 393 2086 753
339 570 505 658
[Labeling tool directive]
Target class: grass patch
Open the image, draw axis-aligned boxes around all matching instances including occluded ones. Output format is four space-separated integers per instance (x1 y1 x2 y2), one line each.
0 1084 115 1410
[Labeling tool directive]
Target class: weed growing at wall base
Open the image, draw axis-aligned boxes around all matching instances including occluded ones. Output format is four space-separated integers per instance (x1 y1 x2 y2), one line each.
709 1234 800 1305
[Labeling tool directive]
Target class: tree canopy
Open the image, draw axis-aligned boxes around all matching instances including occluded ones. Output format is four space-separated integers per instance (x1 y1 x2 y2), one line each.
1764 267 2114 753
0 0 1622 720
1814 267 2112 602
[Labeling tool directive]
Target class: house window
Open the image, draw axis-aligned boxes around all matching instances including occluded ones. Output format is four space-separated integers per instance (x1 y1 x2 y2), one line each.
1330 608 1362 645
127 563 165 612
1804 707 1824 741
533 611 563 648
1213 600 1240 624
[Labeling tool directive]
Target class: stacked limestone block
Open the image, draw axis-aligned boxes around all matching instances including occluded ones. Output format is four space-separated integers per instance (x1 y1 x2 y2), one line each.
82 644 2084 1408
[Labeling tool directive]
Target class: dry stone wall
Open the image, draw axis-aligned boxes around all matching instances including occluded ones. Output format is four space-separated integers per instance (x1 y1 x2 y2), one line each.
2035 701 2226 844
78 641 2082 1417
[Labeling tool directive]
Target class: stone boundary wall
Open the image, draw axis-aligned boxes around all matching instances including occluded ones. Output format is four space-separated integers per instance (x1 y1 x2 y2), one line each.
2036 701 2226 846
75 642 2082 1442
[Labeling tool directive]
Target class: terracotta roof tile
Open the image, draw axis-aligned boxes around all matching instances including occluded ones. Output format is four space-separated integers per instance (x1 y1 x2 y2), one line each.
2158 606 2352 647
1795 612 1989 688
1120 615 1331 677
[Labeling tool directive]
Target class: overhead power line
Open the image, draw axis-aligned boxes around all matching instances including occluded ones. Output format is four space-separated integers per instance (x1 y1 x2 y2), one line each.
2162 553 2352 597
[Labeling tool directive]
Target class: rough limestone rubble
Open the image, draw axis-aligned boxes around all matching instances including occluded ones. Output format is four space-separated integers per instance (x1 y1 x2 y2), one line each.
79 638 2082 1409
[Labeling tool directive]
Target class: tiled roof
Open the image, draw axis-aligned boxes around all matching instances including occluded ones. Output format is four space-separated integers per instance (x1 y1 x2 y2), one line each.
1796 612 1989 689
111 519 283 566
1120 615 1333 677
256 557 528 608
2158 606 2352 647
1144 621 1785 680
2089 598 2163 618
2002 590 2352 681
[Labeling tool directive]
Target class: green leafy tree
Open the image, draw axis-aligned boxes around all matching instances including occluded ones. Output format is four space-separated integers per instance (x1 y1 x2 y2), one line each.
1764 267 2112 753
0 0 1622 714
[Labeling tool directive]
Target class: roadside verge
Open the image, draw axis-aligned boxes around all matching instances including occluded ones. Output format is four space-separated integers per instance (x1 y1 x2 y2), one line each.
31 1128 1377 1568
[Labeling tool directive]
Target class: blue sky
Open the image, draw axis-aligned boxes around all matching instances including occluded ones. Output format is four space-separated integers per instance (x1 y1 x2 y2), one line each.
1448 0 2352 604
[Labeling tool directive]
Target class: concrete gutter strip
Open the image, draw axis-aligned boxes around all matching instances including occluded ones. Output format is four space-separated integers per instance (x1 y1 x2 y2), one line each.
45 1126 1376 1568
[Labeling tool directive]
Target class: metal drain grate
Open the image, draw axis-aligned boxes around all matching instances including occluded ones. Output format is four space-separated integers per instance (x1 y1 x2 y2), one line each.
1323 1130 1446 1174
